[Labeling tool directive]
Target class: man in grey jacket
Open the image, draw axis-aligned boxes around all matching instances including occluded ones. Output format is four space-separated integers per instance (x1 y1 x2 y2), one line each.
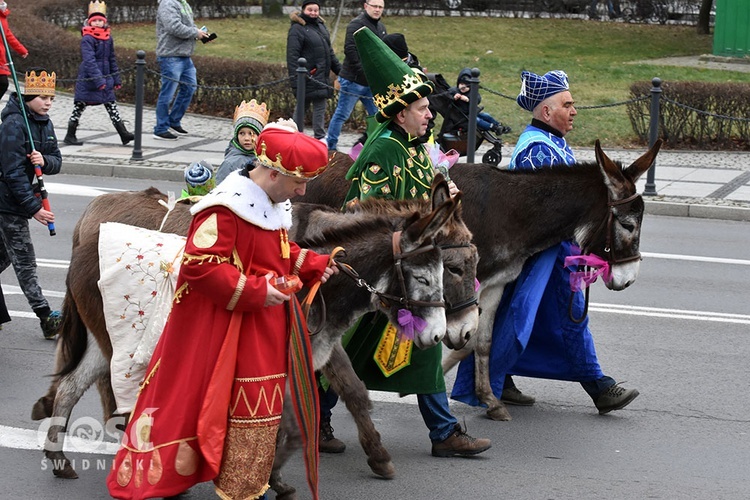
153 0 209 140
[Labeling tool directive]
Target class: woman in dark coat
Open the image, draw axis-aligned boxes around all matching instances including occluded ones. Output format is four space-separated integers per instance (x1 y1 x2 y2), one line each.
286 0 341 140
63 2 133 146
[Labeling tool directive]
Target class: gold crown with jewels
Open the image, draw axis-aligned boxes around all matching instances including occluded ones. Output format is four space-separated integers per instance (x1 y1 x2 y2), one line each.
233 99 270 129
88 0 107 18
24 71 56 97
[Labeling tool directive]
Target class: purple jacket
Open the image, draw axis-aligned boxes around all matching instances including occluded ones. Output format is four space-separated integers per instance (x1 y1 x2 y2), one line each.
74 33 122 104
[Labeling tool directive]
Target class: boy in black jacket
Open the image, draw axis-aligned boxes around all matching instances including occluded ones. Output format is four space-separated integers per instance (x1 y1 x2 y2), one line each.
0 69 62 339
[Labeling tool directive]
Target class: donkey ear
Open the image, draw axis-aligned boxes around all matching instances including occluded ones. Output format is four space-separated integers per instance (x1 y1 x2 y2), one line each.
624 139 662 183
431 173 450 210
401 198 458 252
595 139 629 197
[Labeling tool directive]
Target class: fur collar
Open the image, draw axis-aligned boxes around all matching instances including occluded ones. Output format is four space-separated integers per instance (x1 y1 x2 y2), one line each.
289 10 326 26
190 170 292 230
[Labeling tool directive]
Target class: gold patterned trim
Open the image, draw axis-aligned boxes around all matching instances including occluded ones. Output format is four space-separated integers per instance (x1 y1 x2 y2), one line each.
137 358 161 394
231 248 244 275
230 383 284 418
120 435 198 454
174 282 190 303
293 249 308 276
229 415 282 425
235 372 286 383
182 252 231 266
227 274 246 311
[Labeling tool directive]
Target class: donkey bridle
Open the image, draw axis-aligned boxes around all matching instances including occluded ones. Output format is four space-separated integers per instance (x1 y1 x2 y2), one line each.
439 242 479 315
334 231 446 312
570 192 643 323
583 192 643 264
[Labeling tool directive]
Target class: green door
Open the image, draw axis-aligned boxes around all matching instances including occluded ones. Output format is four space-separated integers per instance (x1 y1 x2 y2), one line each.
713 0 750 57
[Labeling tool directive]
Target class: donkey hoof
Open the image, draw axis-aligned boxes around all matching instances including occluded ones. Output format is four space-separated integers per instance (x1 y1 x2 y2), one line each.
367 457 396 479
31 397 54 420
52 461 79 479
487 404 512 421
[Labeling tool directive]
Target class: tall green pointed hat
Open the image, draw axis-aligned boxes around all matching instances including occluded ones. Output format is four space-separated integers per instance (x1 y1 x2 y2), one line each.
354 27 434 123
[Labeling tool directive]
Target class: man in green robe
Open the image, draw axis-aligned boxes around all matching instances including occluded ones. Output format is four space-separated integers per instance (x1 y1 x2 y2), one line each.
338 27 491 458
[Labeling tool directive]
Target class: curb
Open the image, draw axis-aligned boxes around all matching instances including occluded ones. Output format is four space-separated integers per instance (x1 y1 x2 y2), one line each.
62 159 185 182
645 200 750 222
61 159 750 223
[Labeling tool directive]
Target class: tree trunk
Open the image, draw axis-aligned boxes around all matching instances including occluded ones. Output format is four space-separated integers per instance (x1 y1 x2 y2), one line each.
697 0 713 35
262 0 284 18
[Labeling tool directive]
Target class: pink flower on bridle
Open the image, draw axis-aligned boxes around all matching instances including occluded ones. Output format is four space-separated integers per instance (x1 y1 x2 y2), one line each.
397 309 428 340
564 252 612 292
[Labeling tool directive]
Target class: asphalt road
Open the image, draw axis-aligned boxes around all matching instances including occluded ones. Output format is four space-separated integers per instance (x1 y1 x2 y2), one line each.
1 173 749 499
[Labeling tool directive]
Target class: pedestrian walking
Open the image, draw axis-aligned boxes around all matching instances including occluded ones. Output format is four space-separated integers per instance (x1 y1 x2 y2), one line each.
63 1 134 147
152 0 210 140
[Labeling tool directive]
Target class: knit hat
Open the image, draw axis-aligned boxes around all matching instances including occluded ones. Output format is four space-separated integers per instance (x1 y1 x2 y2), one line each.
382 33 409 60
233 99 269 139
354 27 434 123
184 160 215 196
301 0 320 8
24 70 56 97
255 119 328 179
87 0 107 21
516 70 570 112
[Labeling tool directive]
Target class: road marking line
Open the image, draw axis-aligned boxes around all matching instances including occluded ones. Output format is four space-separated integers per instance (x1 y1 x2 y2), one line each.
0 425 118 454
642 251 750 266
589 304 750 324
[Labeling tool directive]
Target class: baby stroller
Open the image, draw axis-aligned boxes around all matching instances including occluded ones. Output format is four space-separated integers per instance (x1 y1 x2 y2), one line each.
427 73 508 166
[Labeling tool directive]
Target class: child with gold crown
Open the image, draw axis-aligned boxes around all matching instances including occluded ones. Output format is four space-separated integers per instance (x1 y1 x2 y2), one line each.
215 99 270 184
0 69 63 339
63 1 134 147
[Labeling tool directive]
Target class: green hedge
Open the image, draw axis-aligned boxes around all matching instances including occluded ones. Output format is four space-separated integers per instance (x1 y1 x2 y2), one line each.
627 81 750 150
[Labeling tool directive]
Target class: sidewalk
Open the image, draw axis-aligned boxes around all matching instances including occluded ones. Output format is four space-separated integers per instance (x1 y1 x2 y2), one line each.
5 91 750 222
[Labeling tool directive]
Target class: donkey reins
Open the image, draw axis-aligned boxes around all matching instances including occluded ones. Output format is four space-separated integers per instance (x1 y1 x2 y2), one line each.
333 231 446 312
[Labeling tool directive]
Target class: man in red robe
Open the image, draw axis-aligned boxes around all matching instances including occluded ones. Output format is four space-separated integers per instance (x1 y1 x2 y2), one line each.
108 120 335 500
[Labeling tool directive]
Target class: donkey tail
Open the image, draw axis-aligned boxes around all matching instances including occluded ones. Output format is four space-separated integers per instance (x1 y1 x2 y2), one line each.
55 283 89 378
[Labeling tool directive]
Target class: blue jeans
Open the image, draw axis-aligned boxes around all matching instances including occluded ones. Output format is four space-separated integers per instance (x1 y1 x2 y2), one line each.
477 111 500 131
154 56 197 134
326 77 378 150
580 375 616 400
417 391 458 443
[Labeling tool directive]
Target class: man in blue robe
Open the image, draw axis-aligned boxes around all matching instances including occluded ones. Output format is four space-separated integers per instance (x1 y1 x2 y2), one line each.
452 70 639 417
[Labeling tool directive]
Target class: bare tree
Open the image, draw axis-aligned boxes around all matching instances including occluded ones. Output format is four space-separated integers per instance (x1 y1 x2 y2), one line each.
697 0 713 35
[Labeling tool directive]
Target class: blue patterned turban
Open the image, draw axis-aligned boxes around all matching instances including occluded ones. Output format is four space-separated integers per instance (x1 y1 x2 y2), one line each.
516 70 570 112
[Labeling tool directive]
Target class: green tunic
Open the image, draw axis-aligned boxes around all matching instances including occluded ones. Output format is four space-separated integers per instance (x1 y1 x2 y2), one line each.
342 123 445 394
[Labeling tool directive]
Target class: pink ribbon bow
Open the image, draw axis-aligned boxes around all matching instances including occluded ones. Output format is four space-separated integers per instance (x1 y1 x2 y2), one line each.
397 309 428 340
564 253 611 292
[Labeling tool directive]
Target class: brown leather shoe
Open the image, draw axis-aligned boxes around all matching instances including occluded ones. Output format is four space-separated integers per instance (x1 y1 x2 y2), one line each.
319 416 346 453
501 386 536 406
431 424 491 458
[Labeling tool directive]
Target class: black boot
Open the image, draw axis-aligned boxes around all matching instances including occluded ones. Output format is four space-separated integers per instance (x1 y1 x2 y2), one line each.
63 121 83 146
114 121 135 146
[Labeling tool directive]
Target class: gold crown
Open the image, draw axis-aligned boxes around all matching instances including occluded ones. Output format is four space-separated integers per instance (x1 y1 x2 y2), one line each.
88 0 106 17
233 99 270 129
24 71 56 97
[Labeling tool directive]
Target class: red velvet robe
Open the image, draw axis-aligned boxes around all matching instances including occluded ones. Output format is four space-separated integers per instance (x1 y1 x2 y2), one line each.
107 174 328 499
